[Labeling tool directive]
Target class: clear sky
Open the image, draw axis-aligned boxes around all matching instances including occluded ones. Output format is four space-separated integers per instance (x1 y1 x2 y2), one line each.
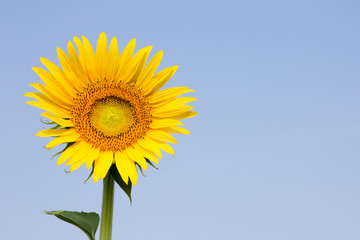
1 0 360 239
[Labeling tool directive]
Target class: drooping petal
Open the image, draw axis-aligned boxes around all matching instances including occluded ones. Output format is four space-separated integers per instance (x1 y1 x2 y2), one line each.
85 147 100 170
137 137 162 159
133 144 159 164
65 141 92 166
67 143 93 171
93 151 113 181
114 151 130 184
123 149 139 185
57 142 83 165
151 139 175 156
69 159 86 172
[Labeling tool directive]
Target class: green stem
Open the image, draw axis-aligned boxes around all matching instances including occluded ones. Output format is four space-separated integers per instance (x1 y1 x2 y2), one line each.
99 174 114 240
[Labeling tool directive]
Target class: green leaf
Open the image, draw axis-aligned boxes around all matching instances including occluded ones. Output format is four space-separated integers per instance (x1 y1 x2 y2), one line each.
109 164 132 203
145 158 159 170
44 210 100 240
84 165 94 183
135 162 145 176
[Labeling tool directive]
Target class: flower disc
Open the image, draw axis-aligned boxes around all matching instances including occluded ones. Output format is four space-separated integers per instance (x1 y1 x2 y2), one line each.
71 80 152 152
26 32 197 184
90 97 135 136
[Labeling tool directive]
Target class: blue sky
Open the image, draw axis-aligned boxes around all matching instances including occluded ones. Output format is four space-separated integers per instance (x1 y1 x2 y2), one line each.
1 0 360 239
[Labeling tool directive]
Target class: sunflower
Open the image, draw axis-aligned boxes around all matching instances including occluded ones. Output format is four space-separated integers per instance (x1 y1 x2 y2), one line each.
26 33 197 184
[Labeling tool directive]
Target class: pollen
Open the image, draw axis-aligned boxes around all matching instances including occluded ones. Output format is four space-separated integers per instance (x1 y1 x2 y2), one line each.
71 79 152 152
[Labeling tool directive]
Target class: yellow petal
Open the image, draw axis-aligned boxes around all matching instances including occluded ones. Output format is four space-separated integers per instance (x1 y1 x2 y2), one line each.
165 97 198 106
67 40 86 83
36 128 74 137
150 119 183 129
73 37 87 78
40 58 77 96
143 66 178 96
136 51 163 89
57 142 82 165
123 46 152 83
46 130 80 149
24 92 71 110
40 112 74 127
32 67 74 104
147 130 178 144
107 37 119 80
29 83 72 108
68 153 90 171
164 111 198 120
85 147 100 170
69 157 89 172
93 151 113 181
151 97 197 117
57 47 83 91
117 39 136 81
65 141 92 166
69 159 86 172
123 149 138 185
152 139 175 155
149 87 195 106
158 126 191 135
133 144 159 164
96 32 108 80
114 151 129 184
126 147 147 171
82 36 98 82
152 105 194 117
136 137 162 159
26 101 70 118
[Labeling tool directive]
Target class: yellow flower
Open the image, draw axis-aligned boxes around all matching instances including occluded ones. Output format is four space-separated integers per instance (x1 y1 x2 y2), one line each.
26 33 197 184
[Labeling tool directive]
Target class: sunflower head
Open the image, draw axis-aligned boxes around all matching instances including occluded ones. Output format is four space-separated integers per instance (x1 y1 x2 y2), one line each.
26 33 197 185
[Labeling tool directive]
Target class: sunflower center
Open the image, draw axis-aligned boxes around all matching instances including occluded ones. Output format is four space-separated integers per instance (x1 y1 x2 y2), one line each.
89 97 135 136
71 79 152 152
